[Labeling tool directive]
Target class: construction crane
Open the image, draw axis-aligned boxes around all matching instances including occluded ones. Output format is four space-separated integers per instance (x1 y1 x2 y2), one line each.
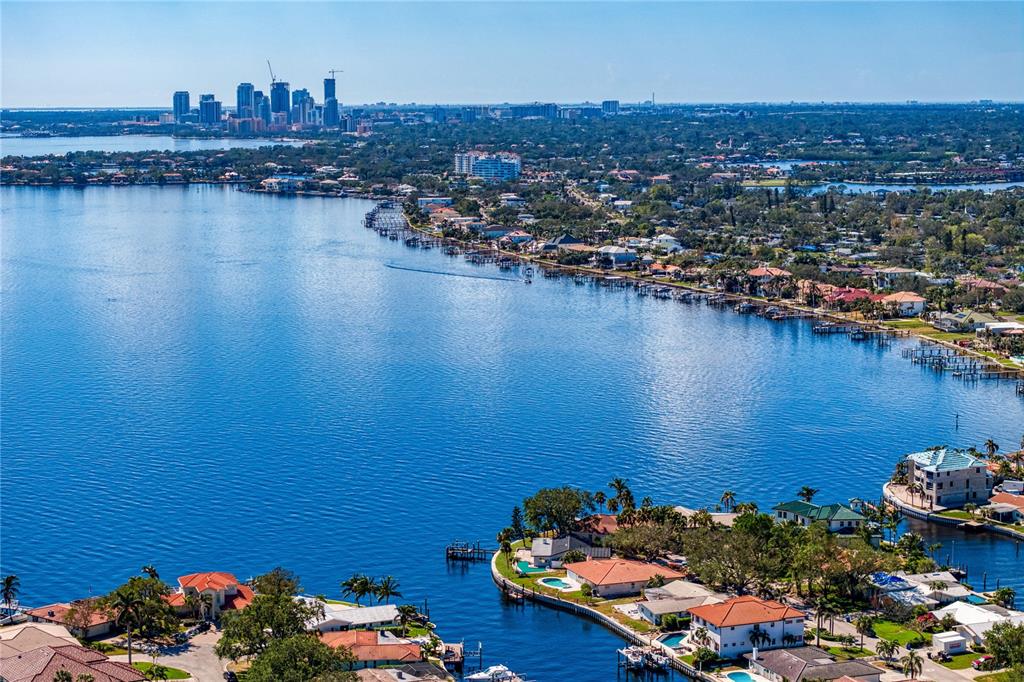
328 69 343 79
267 59 277 84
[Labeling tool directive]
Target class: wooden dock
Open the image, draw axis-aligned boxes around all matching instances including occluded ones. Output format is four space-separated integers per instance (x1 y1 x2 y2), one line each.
445 540 495 562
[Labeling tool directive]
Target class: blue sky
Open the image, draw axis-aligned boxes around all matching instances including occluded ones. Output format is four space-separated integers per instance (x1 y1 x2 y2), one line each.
2 1 1022 108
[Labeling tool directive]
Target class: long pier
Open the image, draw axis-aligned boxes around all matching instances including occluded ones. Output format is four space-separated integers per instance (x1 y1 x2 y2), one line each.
446 540 495 562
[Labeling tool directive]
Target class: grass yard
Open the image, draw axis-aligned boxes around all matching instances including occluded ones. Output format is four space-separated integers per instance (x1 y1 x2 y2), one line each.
133 662 191 679
937 510 976 520
976 673 1015 682
826 646 873 659
873 620 931 646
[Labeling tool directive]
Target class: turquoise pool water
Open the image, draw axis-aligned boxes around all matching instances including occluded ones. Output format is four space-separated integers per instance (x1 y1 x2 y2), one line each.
728 672 756 682
659 633 687 648
966 594 988 605
539 577 571 589
516 560 546 575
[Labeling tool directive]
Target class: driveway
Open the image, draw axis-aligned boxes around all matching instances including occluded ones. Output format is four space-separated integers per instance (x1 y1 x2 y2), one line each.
111 629 225 682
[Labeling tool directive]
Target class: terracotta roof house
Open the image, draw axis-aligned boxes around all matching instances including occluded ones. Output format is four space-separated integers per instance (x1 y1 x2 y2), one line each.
747 267 792 280
881 291 927 317
25 602 114 640
164 571 254 618
321 630 422 670
0 643 144 682
745 645 881 682
689 595 805 658
563 559 684 598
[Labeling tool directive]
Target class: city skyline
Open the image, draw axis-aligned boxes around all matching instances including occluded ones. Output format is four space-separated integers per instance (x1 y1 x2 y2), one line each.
2 1 1023 108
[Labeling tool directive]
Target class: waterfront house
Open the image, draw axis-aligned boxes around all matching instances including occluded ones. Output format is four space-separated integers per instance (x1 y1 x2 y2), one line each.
550 233 584 251
931 601 1024 645
164 571 254 619
687 595 805 658
637 594 722 625
416 196 453 211
771 501 865 534
502 230 534 245
321 630 422 670
652 234 682 253
355 662 450 681
530 535 609 568
867 572 939 609
882 291 927 317
904 448 992 509
744 645 881 682
296 597 400 632
984 492 1024 523
873 266 917 290
563 559 684 598
573 513 619 545
596 245 638 269
25 602 114 640
899 571 972 605
931 310 999 333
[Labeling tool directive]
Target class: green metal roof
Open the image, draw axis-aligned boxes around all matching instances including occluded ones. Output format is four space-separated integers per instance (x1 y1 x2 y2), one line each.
773 500 865 522
905 447 985 472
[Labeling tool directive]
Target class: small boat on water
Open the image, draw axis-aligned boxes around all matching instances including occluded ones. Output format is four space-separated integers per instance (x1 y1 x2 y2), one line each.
850 329 869 341
645 649 670 671
466 664 523 681
735 301 755 313
618 646 646 670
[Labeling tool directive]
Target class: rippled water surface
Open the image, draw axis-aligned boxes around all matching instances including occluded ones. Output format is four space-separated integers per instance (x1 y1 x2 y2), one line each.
3 186 1022 681
0 135 300 156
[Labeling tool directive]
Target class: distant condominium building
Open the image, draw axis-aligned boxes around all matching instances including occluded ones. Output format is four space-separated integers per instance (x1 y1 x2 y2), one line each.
198 95 222 126
324 77 336 102
236 82 255 119
602 99 620 114
454 151 522 181
172 91 190 122
270 82 291 122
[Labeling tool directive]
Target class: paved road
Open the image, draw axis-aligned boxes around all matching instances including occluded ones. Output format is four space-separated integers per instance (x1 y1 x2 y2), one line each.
112 630 224 682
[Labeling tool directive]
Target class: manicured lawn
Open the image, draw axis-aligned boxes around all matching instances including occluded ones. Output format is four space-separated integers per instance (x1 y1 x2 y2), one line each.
826 646 873 659
937 510 976 520
940 652 980 670
873 620 931 646
323 598 359 606
976 672 1013 682
133 662 191 679
88 642 129 656
593 598 653 634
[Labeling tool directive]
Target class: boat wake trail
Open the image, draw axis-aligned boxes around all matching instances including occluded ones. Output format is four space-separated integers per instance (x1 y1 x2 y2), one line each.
384 262 521 282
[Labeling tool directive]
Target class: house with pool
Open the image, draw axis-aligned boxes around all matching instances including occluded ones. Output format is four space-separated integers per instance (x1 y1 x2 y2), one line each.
530 535 610 568
563 559 684 598
688 595 805 658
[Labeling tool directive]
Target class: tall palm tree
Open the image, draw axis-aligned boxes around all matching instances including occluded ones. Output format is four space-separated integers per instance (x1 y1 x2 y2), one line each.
396 604 418 637
2 575 20 610
341 576 362 604
183 593 200 622
53 670 73 682
593 491 606 513
109 588 144 665
993 587 1016 609
691 627 710 650
901 650 923 679
854 615 874 649
984 439 999 459
876 639 898 665
720 490 736 512
141 565 159 580
797 486 819 503
376 576 402 604
77 674 96 682
197 593 213 622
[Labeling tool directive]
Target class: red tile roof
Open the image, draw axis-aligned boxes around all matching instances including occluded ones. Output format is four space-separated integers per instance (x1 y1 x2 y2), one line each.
990 492 1024 510
25 602 113 628
320 631 421 663
748 267 792 278
177 571 240 592
223 584 255 610
0 644 143 682
564 559 684 586
689 595 804 627
580 514 619 535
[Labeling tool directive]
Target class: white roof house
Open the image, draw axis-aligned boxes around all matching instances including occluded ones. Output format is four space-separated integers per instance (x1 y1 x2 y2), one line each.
931 601 1024 643
297 597 400 633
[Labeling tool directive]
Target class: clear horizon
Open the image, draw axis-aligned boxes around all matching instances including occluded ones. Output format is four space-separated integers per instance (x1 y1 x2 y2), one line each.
1 1 1023 108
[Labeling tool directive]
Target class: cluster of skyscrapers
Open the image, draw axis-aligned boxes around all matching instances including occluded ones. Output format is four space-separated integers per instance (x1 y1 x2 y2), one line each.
171 73 348 133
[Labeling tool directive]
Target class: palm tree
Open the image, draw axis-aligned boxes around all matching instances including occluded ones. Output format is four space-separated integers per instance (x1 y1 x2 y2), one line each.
993 587 1016 609
734 502 759 515
376 576 402 604
109 588 144 665
984 438 1000 459
140 565 159 580
876 639 898 665
593 491 606 513
720 490 736 512
691 626 711 650
964 503 978 520
900 650 923 679
53 671 73 682
77 674 96 682
2 575 20 610
396 604 418 637
183 593 199 621
197 593 213 621
360 576 379 605
854 615 874 649
341 576 362 604
147 665 169 682
797 486 819 503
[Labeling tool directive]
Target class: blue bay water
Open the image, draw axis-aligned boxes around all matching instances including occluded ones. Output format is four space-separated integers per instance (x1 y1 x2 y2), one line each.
2 185 1022 681
0 135 300 157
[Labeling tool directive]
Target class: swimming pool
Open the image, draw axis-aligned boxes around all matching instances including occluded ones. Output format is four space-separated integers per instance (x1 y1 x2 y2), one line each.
659 632 687 648
727 672 756 682
965 594 989 605
516 560 547 575
539 577 571 589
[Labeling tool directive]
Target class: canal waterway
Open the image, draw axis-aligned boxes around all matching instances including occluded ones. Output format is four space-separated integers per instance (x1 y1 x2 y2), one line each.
2 185 1022 681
